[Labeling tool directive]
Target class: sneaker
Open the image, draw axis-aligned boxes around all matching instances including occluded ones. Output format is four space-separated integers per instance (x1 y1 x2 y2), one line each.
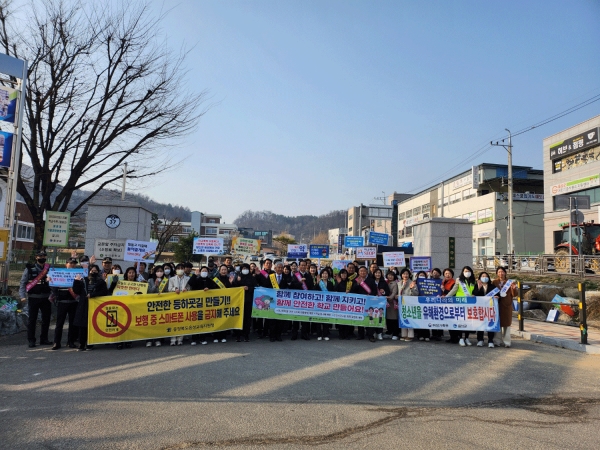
391 336 399 341
190 341 197 346
377 333 383 341
459 339 465 347
324 337 329 341
170 338 176 346
477 341 484 347
155 341 161 347
177 338 183 345
317 337 322 341
213 339 219 343
419 337 424 341
221 338 227 343
505 344 511 348
425 338 430 342
146 341 152 347
488 343 495 348
465 339 472 346
201 341 208 345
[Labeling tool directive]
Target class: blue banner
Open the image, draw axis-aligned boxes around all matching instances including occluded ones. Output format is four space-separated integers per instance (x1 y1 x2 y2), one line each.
416 278 442 296
344 236 364 248
252 287 387 327
0 131 13 168
399 296 500 332
309 244 330 258
48 268 87 288
368 231 389 245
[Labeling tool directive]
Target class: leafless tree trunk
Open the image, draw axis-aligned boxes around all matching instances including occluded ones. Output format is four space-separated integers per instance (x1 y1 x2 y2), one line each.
0 0 207 247
151 214 182 262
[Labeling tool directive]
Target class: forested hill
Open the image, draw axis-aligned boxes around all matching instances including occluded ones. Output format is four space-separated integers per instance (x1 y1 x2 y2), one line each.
234 210 346 237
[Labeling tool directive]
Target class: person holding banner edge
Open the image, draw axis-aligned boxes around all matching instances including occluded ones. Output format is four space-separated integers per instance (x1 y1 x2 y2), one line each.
372 268 390 341
385 270 399 340
211 264 235 343
335 269 355 340
234 263 257 342
73 264 109 351
168 263 191 346
398 268 419 341
20 250 52 348
445 266 477 347
351 266 378 341
316 269 335 340
50 257 80 350
473 271 497 348
492 267 517 348
291 260 313 341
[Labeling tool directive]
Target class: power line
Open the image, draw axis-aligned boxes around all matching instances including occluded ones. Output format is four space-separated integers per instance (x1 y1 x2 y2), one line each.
404 91 600 194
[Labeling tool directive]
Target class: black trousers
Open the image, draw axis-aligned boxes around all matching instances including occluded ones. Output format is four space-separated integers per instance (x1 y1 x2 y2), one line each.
27 297 51 343
476 331 495 341
357 326 365 338
317 323 330 337
78 326 88 348
267 319 283 339
235 301 253 339
292 321 310 337
386 319 399 337
54 301 78 345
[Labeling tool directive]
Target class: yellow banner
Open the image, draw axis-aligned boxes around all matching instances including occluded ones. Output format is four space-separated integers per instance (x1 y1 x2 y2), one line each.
87 288 244 344
113 280 148 295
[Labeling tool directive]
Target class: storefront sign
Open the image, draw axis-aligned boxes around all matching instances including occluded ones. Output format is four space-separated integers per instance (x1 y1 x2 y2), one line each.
551 174 600 196
550 127 599 160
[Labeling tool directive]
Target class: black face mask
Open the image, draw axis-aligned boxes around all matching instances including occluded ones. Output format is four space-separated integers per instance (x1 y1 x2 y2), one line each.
37 258 46 264
90 272 99 278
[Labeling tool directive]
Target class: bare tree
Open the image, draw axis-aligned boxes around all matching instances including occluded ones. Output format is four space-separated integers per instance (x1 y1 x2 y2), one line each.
0 1 208 245
151 213 181 262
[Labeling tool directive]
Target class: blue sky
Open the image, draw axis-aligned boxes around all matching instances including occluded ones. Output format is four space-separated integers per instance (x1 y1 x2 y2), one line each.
142 0 600 222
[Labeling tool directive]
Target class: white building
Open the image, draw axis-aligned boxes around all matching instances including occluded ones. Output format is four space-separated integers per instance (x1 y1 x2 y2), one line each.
397 163 544 256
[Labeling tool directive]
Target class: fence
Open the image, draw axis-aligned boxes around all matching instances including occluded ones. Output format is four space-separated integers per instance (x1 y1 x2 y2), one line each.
473 254 600 278
515 281 589 345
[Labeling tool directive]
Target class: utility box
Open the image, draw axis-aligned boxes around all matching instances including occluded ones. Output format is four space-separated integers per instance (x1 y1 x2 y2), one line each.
84 201 152 267
412 217 473 272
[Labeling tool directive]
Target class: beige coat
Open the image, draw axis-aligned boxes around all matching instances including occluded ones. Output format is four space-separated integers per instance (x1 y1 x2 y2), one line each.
492 279 517 327
386 280 399 320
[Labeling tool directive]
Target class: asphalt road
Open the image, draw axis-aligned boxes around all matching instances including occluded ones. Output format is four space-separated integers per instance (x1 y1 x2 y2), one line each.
1 329 600 449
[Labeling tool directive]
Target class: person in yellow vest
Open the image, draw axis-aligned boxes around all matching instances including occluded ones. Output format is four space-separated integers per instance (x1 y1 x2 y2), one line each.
146 264 169 347
445 265 477 346
211 264 234 343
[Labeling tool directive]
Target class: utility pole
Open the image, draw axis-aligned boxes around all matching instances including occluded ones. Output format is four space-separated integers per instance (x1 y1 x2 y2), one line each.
491 129 514 255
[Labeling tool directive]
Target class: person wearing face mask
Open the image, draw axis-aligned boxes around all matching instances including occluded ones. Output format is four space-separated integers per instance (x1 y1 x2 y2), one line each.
50 257 80 350
336 269 355 340
235 263 257 342
397 268 419 341
163 263 173 279
492 266 518 348
188 266 218 345
446 265 477 346
211 264 235 343
473 271 497 348
371 269 390 341
351 266 378 341
427 268 445 341
73 264 109 351
316 269 335 341
20 250 52 348
291 260 313 341
167 263 190 345
414 271 432 342
145 264 169 347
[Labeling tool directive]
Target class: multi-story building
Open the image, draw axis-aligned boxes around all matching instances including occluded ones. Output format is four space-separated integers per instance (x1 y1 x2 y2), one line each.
396 163 544 256
0 178 36 259
543 115 600 253
347 192 411 238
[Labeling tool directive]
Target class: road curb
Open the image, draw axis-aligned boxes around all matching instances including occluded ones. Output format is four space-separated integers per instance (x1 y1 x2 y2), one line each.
512 330 600 355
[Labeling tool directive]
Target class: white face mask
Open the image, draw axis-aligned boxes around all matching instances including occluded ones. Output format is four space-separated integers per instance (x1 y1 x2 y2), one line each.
112 269 121 275
463 271 472 278
155 272 164 278
235 266 240 271
481 277 489 283
200 272 208 278
242 269 249 275
164 269 171 275
176 269 184 276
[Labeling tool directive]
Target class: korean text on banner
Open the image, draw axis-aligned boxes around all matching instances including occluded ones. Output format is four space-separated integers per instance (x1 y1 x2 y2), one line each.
416 278 442 296
42 211 70 247
252 287 387 327
382 251 405 267
410 256 432 272
232 237 261 255
355 247 377 259
309 244 330 259
95 238 126 261
48 268 86 288
399 296 500 332
87 287 245 344
193 237 224 255
368 231 389 245
124 240 157 263
112 280 148 296
287 244 308 258
344 236 364 248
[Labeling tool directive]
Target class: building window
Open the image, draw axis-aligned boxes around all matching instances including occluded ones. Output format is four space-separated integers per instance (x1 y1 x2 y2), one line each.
449 193 461 204
16 224 34 240
478 238 494 256
169 236 179 243
183 227 192 233
206 227 217 234
220 230 231 235
552 186 600 210
462 188 477 200
405 209 413 218
208 219 216 224
405 226 413 237
422 204 430 213
413 206 421 215
349 227 353 232
398 212 405 220
349 214 353 220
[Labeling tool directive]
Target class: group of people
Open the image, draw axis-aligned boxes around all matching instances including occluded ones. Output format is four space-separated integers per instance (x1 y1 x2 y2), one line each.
20 251 517 351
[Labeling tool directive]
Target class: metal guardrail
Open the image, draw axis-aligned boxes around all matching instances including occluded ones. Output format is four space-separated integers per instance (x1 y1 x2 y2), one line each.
516 281 588 345
473 254 600 278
